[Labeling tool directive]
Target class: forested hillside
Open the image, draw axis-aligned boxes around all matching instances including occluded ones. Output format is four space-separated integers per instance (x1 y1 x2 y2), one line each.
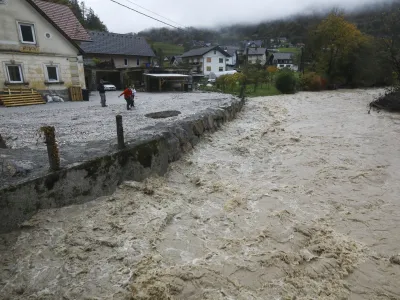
41 0 107 32
137 1 400 46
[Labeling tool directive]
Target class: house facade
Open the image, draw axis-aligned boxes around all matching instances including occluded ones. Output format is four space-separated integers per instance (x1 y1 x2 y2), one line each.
0 0 90 100
181 46 231 76
247 47 268 65
80 31 155 90
223 46 239 70
272 52 298 70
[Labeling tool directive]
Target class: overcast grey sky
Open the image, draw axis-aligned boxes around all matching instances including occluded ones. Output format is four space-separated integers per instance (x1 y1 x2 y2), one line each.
84 0 391 33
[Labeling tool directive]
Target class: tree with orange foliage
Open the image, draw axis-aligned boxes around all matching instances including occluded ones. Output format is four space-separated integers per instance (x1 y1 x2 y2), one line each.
307 11 366 80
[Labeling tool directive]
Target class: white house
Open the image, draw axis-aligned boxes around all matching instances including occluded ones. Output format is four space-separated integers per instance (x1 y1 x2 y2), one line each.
272 52 298 71
0 0 91 101
181 46 231 76
223 46 239 70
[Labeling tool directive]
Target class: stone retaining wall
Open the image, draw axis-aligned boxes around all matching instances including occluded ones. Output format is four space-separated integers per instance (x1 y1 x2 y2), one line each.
0 97 245 233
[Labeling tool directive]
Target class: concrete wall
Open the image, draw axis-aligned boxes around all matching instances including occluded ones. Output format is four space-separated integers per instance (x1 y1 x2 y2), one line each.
0 0 86 93
0 97 245 233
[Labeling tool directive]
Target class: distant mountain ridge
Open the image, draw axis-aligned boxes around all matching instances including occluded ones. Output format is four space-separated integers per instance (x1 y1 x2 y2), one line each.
137 2 400 47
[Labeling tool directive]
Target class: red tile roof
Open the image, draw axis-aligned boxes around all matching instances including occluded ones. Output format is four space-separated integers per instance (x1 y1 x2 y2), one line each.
30 0 91 42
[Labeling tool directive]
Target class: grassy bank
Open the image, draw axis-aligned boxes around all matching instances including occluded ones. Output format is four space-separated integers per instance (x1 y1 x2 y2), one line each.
153 42 184 56
277 47 300 54
246 85 281 97
199 84 281 97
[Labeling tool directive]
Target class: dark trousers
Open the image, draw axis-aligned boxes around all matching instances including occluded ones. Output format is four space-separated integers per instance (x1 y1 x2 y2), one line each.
125 96 134 110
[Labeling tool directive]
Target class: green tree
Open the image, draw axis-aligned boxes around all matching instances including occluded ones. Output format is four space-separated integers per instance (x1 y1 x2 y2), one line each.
306 12 366 81
84 8 107 32
155 48 165 68
42 0 107 32
275 70 297 94
380 8 400 80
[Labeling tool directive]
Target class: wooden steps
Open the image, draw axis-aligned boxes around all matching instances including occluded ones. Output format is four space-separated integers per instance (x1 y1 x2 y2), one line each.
0 88 46 107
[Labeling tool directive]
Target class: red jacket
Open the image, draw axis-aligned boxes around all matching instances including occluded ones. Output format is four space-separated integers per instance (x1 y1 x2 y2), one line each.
120 89 132 98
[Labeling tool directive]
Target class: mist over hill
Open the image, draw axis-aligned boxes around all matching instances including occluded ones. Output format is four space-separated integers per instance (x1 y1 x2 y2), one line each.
136 1 400 50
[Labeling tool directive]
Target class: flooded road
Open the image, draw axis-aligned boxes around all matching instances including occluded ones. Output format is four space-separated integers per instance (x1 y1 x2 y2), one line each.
1 89 400 299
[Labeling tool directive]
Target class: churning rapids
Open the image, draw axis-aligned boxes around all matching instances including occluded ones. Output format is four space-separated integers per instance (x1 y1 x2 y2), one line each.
1 89 400 300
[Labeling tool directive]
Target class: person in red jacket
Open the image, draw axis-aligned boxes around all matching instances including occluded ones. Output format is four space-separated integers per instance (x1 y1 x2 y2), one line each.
118 87 133 110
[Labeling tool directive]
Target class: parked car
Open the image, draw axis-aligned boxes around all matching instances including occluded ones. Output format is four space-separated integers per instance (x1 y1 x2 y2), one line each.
208 70 237 83
103 81 117 91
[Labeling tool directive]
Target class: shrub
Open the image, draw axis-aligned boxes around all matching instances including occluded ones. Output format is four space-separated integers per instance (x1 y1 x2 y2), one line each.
300 72 322 91
275 70 297 94
267 66 278 73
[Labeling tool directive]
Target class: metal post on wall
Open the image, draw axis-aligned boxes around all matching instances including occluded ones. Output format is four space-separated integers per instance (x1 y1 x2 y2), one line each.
41 126 60 171
116 115 125 149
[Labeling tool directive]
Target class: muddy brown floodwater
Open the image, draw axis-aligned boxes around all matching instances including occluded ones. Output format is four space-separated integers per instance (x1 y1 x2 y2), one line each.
1 89 400 300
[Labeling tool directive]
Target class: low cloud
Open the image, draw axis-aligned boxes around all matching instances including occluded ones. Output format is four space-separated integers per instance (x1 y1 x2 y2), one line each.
85 0 396 33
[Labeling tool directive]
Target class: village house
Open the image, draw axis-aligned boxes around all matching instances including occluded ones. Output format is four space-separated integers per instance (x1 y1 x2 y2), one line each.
80 31 155 90
223 46 239 70
278 37 288 43
272 52 298 70
0 0 90 103
247 47 268 65
181 46 231 76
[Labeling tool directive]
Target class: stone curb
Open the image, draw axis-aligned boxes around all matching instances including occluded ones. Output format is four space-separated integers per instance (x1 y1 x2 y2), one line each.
0 96 245 233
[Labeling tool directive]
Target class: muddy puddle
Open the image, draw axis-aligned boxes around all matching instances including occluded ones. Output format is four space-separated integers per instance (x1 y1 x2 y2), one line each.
1 89 400 299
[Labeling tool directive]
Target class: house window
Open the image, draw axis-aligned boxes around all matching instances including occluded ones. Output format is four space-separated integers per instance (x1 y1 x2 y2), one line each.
18 22 36 44
136 58 140 66
124 58 128 66
226 58 229 62
219 58 223 63
206 57 211 63
219 67 223 72
45 65 60 82
6 65 23 83
206 66 211 71
279 64 285 68
214 50 216 54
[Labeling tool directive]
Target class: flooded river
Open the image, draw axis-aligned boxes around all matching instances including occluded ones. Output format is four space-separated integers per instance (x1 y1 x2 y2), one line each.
1 89 400 299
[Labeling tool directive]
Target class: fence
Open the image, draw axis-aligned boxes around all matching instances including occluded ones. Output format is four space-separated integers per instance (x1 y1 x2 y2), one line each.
69 86 83 101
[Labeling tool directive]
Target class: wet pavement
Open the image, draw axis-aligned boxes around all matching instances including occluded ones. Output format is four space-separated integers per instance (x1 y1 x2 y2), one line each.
1 89 400 300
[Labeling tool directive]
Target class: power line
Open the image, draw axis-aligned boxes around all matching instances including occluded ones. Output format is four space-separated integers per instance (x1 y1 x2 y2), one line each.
122 0 185 28
109 0 185 31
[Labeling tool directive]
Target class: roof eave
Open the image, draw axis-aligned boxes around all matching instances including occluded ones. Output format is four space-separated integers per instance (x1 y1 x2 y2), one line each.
26 0 90 53
81 51 156 57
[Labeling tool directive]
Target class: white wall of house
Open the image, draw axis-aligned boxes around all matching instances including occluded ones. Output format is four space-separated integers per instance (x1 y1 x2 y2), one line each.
202 50 227 76
248 54 266 65
277 64 298 71
0 0 85 93
114 56 152 68
0 53 82 89
225 53 236 66
86 55 152 69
